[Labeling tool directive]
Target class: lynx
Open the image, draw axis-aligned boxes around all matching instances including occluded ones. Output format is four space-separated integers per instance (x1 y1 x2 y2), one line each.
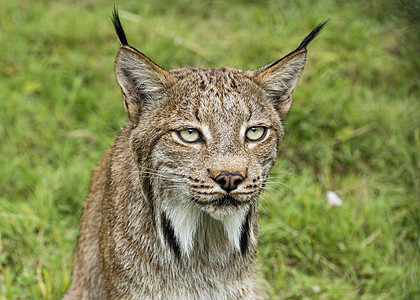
64 9 326 300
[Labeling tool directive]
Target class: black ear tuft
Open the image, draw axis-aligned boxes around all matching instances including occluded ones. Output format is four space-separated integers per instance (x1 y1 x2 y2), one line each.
112 6 128 46
296 20 329 51
261 20 328 72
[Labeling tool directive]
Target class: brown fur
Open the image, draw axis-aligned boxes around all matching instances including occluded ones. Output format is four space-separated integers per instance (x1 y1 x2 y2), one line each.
63 12 325 300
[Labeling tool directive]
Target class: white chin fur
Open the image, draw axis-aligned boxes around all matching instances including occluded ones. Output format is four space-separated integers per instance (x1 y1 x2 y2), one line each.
163 197 250 256
220 206 249 252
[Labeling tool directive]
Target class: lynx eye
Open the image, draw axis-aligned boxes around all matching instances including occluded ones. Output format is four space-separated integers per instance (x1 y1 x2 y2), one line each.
178 128 201 143
246 126 267 142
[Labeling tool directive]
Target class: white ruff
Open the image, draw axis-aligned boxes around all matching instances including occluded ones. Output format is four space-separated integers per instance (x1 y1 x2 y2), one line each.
163 198 201 255
215 206 249 252
163 196 250 256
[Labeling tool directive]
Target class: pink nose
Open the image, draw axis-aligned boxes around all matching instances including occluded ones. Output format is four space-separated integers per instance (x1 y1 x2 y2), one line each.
215 172 244 192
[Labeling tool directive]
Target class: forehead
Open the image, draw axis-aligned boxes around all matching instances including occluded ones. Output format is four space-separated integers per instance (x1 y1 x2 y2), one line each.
168 68 269 124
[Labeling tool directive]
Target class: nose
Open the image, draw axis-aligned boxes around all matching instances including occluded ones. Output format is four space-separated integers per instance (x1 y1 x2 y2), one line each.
215 172 244 192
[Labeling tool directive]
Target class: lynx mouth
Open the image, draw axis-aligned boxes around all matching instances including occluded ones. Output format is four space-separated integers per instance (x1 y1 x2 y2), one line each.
192 195 242 208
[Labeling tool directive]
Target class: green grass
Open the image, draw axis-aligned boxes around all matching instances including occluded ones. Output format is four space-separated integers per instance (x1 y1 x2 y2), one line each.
0 0 418 299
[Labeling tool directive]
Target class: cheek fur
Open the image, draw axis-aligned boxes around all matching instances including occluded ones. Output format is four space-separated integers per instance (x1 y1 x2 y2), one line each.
151 135 202 171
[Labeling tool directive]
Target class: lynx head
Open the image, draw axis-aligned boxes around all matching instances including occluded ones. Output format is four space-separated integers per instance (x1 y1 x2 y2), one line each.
112 10 326 257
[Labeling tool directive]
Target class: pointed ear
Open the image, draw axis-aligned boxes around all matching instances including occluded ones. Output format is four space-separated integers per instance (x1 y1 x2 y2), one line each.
252 49 307 120
114 46 177 121
252 21 327 119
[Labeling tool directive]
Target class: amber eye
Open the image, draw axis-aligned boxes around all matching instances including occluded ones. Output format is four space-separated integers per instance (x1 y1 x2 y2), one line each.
246 126 267 141
178 128 201 143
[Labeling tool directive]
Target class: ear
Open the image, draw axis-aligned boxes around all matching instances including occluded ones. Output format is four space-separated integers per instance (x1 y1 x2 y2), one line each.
112 8 176 121
252 21 328 120
253 49 307 120
114 46 177 121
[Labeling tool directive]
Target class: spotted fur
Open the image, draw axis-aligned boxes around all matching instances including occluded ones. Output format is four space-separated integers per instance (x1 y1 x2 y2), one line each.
63 9 325 300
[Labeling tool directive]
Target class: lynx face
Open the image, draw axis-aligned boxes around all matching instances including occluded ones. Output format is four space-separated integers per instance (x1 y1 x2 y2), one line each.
148 69 282 218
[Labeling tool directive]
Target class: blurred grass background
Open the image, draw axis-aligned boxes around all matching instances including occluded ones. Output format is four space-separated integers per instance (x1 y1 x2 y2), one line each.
0 0 418 299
